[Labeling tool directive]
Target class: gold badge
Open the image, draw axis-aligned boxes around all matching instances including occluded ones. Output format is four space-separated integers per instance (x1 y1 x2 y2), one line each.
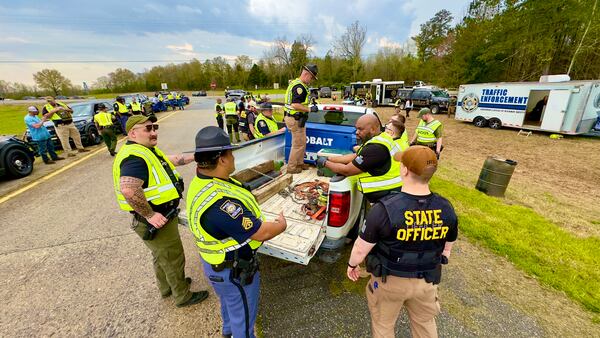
242 217 253 230
296 87 303 95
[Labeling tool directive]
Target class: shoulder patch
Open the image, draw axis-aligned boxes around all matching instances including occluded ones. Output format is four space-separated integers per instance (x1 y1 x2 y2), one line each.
242 217 253 230
258 120 267 127
355 155 364 165
296 87 303 95
220 200 243 219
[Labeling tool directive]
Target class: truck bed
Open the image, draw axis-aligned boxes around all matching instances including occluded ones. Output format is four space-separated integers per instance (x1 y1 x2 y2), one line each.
257 168 329 265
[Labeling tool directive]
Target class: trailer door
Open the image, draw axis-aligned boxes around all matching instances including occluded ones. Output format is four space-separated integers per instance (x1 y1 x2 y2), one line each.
541 90 570 132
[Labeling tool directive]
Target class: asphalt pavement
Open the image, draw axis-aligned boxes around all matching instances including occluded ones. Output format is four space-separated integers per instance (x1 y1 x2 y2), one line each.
0 97 594 337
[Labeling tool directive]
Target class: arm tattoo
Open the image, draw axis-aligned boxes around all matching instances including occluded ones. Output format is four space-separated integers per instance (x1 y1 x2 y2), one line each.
169 153 192 166
120 176 154 218
176 154 186 165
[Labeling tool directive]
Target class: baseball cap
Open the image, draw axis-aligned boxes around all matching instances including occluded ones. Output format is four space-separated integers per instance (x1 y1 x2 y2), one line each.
394 145 438 179
418 108 431 118
27 106 39 112
125 115 157 133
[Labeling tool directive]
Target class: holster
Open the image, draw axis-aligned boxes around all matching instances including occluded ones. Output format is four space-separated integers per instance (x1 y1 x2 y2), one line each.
298 113 308 128
232 256 259 286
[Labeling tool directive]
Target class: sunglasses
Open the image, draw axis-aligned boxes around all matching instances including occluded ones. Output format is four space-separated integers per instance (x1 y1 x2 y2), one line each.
134 124 159 132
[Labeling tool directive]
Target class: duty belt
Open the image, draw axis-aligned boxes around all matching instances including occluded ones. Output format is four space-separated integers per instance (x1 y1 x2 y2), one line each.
211 260 235 272
54 119 73 125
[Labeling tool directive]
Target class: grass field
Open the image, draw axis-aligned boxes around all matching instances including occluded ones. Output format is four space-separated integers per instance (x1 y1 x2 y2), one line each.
0 104 30 136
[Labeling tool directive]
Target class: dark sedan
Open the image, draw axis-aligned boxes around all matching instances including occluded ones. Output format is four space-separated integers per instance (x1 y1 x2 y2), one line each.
26 100 120 149
192 90 207 96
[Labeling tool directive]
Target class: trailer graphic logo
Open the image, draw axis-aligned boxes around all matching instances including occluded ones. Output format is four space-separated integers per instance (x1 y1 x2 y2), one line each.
461 93 479 112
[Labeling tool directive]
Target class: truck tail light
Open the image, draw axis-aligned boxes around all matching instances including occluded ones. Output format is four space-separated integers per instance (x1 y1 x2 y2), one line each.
323 106 343 111
327 191 351 227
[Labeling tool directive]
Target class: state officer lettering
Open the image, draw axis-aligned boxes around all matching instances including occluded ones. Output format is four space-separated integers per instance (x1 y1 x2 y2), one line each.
395 209 449 242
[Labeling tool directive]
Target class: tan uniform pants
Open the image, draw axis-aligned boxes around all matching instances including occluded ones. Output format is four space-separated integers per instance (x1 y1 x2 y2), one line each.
55 123 84 153
284 115 306 171
366 275 440 338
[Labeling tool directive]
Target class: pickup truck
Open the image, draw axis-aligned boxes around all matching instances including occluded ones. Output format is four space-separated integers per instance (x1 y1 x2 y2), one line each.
180 104 385 265
394 88 450 114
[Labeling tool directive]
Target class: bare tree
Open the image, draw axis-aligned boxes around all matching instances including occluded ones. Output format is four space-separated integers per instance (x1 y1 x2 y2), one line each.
333 21 367 80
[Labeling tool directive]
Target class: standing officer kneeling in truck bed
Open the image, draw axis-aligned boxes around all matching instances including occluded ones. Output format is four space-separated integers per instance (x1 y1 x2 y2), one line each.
187 126 287 338
284 64 319 174
113 115 209 307
346 146 458 338
317 114 402 203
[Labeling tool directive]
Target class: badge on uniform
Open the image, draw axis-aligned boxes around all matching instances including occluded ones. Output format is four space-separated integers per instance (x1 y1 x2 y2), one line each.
297 87 303 95
242 217 253 230
220 200 243 219
355 155 364 165
258 121 266 127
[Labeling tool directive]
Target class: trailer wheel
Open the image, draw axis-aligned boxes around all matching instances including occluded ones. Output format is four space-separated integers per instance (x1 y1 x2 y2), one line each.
488 118 502 129
473 116 488 128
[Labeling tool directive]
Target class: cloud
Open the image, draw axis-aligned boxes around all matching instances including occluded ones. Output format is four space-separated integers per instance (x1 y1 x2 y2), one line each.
248 39 274 48
175 5 202 14
0 36 30 44
317 14 344 42
166 43 197 57
247 0 308 31
378 37 402 49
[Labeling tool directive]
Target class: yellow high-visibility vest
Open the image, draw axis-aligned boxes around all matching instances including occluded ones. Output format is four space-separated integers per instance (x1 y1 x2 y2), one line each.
130 102 142 112
112 144 181 211
355 132 402 194
44 102 71 121
186 176 263 265
224 101 237 116
94 111 114 127
116 101 129 114
416 119 441 144
254 113 278 138
284 78 309 115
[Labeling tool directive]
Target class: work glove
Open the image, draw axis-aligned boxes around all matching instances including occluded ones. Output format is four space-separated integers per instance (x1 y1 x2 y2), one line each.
316 157 327 168
310 105 319 113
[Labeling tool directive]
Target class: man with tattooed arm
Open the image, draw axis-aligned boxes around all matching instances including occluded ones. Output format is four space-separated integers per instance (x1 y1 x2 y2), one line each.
112 115 208 307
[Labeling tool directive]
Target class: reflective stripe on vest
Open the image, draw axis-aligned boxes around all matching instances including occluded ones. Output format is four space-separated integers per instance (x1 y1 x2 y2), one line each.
45 102 71 121
131 102 142 111
112 144 181 211
284 78 309 115
215 103 224 117
253 113 278 138
94 112 114 127
355 133 402 194
391 131 410 156
116 101 130 114
416 120 441 144
186 177 263 264
224 101 237 116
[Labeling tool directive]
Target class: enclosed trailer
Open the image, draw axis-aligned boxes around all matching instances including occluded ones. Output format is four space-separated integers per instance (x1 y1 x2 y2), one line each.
456 78 600 134
369 80 405 107
349 82 371 98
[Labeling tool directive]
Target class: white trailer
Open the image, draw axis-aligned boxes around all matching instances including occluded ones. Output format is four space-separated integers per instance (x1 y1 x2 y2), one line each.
455 78 600 134
370 80 405 107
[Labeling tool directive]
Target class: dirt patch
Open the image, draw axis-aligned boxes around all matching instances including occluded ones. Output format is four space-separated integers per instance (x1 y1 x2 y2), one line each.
372 106 600 238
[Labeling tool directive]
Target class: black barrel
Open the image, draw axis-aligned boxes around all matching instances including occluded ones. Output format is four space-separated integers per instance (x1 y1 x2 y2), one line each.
475 156 517 197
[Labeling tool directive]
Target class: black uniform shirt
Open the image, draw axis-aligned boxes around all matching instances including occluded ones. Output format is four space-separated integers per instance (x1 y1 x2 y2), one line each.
352 143 391 175
360 192 458 251
291 83 308 104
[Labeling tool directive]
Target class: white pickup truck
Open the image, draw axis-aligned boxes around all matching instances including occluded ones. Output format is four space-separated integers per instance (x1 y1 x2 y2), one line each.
181 104 385 265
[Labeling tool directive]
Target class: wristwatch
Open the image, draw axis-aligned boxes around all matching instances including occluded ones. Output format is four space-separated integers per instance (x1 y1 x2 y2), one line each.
348 262 357 269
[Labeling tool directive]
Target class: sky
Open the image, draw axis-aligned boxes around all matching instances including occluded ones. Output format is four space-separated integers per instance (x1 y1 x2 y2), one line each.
0 0 470 86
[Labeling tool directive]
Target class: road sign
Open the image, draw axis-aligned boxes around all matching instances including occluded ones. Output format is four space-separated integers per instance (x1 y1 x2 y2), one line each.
210 82 217 89
161 83 168 90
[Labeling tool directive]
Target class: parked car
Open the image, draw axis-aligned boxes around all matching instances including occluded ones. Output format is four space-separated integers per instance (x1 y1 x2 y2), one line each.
394 88 450 114
56 95 68 100
309 87 319 100
25 100 119 149
22 96 36 100
331 86 338 91
0 136 35 179
192 90 207 96
226 90 247 101
319 87 332 98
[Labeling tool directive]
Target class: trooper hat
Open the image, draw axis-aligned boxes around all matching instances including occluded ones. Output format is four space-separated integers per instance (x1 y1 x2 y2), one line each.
303 63 318 80
194 126 238 152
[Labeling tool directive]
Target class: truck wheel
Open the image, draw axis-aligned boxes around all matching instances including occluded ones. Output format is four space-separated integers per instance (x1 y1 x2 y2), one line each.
5 148 34 178
430 105 440 114
488 118 502 129
473 116 488 128
88 126 102 145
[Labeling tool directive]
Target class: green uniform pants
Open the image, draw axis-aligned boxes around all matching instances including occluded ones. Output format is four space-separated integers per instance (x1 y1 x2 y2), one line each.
100 127 117 154
133 216 192 305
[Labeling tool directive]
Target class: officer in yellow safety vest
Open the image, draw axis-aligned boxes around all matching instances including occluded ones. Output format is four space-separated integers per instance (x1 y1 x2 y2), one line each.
410 108 443 159
284 64 319 174
93 103 117 156
389 113 410 154
113 115 209 307
167 92 175 110
215 98 225 130
175 92 185 110
224 98 240 143
130 97 143 115
114 96 131 135
187 126 287 338
317 114 402 203
254 102 284 138
42 96 89 156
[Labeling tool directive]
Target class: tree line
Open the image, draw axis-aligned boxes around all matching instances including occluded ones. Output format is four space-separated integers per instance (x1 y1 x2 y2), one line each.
1 0 598 99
